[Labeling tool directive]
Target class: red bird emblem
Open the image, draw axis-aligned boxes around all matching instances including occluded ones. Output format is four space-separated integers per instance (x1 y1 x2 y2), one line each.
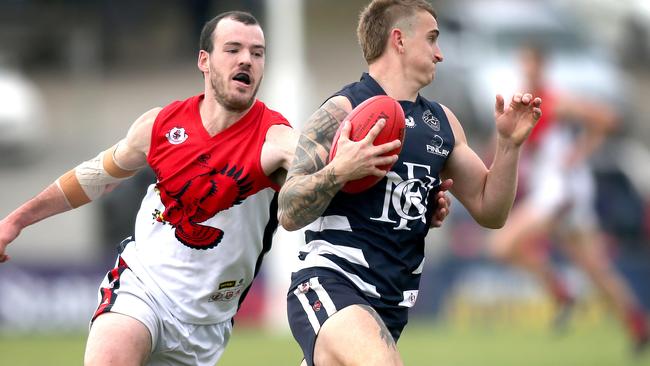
156 163 252 250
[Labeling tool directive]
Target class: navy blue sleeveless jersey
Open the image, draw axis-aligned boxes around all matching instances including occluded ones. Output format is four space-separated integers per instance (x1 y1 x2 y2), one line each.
291 73 455 314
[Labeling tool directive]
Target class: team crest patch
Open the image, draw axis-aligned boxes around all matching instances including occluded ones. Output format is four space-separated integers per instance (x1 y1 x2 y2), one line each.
422 110 440 131
399 290 419 307
298 281 311 294
166 127 188 145
312 300 322 312
405 116 416 128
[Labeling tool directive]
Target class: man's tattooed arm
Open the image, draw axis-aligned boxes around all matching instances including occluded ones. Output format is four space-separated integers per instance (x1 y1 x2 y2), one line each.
278 97 350 231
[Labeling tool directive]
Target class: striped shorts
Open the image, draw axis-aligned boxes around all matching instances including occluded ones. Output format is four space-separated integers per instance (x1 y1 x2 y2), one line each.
286 268 407 366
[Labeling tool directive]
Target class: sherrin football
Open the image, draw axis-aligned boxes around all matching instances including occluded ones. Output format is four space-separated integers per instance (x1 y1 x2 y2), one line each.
329 95 406 194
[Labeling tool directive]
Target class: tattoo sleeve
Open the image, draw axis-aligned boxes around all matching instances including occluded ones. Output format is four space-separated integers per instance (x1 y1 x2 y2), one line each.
278 100 349 230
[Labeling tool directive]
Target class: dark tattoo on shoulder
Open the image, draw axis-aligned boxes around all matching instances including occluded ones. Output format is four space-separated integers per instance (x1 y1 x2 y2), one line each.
278 98 351 230
290 135 326 176
289 101 347 176
301 102 348 160
359 305 397 350
305 109 339 151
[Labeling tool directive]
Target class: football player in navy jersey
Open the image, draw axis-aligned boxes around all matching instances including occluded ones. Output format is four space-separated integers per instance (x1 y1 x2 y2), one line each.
278 0 542 365
0 9 453 366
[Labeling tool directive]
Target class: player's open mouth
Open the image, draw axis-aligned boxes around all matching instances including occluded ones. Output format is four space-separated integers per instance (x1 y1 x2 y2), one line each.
233 73 251 85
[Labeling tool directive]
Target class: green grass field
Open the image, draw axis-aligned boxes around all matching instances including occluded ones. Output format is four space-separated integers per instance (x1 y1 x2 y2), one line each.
2 318 649 366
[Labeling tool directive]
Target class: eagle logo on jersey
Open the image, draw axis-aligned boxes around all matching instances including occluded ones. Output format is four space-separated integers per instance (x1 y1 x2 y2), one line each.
155 163 253 250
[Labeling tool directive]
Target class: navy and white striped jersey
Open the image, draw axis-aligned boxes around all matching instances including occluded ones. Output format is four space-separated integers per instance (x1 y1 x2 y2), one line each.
291 73 455 314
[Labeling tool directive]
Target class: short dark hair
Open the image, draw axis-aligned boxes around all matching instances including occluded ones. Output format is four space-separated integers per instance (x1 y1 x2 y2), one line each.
199 11 259 53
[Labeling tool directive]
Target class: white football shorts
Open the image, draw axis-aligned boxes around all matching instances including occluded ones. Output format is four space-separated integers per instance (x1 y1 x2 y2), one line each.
92 256 233 365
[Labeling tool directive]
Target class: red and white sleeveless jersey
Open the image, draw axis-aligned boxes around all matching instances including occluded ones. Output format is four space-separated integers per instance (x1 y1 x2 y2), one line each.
121 94 290 324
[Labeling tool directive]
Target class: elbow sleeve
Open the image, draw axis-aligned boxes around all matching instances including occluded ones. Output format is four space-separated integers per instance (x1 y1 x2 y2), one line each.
56 147 136 208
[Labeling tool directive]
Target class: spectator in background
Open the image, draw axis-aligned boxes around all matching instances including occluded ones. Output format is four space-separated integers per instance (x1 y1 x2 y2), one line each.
490 43 649 352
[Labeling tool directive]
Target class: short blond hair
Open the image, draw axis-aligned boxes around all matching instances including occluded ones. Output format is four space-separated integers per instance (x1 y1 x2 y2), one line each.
357 0 437 64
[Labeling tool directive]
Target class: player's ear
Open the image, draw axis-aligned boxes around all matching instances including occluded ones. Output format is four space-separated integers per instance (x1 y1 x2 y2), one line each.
197 50 210 74
390 28 405 54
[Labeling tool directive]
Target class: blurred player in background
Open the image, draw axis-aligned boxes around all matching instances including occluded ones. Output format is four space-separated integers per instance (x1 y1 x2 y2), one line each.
490 43 649 352
0 11 296 366
277 1 541 365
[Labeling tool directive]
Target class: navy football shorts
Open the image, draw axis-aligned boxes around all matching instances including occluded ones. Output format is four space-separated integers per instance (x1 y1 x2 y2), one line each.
286 268 407 366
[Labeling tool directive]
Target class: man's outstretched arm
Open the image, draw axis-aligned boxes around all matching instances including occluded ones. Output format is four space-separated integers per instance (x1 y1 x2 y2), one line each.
0 107 159 263
442 93 542 229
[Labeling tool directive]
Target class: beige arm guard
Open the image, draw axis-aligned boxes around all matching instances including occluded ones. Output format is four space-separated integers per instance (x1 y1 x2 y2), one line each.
56 145 137 208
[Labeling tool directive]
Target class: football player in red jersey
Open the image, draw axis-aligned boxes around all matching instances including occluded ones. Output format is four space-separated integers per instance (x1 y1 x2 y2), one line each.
0 10 451 366
0 11 290 366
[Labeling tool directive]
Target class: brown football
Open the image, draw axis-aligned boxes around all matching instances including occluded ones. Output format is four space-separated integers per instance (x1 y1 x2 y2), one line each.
329 95 405 194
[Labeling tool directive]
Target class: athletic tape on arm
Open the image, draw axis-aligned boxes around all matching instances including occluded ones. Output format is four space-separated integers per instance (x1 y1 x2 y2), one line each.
56 146 137 208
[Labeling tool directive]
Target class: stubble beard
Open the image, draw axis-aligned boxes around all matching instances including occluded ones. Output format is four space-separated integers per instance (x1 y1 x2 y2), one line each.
210 72 261 113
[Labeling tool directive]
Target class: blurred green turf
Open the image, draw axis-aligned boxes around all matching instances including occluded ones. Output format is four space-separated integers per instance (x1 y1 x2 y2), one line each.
1 319 649 366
